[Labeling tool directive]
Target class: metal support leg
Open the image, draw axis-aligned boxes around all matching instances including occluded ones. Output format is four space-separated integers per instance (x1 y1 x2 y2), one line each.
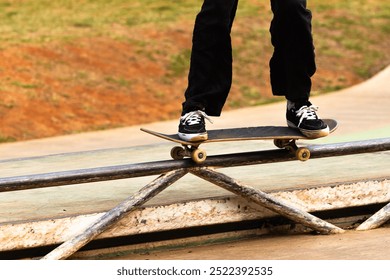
356 202 390 231
41 169 188 260
191 167 345 234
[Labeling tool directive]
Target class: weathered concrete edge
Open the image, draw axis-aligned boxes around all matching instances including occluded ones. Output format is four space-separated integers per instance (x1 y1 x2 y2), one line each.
0 178 389 252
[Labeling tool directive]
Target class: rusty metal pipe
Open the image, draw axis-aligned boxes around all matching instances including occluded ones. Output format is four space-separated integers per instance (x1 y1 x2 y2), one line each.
0 138 389 192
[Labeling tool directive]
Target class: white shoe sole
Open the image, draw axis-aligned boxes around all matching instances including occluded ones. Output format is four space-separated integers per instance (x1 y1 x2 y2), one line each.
287 121 330 139
178 132 208 142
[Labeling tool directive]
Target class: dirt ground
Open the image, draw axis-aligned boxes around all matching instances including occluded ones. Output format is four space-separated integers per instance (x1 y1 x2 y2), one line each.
0 34 184 141
0 24 366 142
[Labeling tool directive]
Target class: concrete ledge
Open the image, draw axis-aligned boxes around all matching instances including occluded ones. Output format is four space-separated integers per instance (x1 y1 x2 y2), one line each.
1 178 388 252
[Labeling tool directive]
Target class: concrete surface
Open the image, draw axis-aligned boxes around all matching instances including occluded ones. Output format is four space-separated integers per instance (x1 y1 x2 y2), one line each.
109 226 390 260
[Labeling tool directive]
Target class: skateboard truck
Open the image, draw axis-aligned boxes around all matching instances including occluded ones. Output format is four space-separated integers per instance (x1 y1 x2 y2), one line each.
170 144 207 164
274 139 311 161
171 139 310 164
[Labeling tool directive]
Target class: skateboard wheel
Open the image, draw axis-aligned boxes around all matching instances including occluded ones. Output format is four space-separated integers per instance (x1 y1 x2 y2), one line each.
296 147 310 161
170 146 185 160
191 149 207 164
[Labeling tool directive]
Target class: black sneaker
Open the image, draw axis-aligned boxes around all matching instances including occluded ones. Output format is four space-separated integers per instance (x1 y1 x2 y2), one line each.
178 110 211 142
286 101 329 138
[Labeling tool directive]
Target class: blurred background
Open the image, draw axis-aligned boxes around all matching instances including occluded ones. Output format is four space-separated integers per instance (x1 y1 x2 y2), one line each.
0 0 389 142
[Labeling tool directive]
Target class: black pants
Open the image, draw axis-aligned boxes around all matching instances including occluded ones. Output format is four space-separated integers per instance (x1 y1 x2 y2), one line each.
182 0 316 116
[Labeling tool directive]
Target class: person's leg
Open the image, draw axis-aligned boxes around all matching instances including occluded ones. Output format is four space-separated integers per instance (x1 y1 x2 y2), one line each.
269 0 328 138
269 0 315 102
182 0 239 116
179 0 239 141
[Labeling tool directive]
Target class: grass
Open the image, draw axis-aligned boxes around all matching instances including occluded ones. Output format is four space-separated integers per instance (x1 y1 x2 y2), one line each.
105 76 133 88
168 49 192 77
0 134 16 143
311 0 390 78
1 1 388 79
11 81 40 89
0 0 200 43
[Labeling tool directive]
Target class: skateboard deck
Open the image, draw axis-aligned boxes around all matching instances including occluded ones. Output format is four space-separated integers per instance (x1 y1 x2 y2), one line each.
141 119 337 163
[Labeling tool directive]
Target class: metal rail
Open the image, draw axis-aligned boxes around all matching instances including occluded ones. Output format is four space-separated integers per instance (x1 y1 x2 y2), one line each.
1 138 389 193
42 169 188 260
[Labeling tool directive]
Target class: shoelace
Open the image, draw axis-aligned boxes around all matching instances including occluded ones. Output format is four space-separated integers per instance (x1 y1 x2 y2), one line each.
295 105 319 126
181 110 213 125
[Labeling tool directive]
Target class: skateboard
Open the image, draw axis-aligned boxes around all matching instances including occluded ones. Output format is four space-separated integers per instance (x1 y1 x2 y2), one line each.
141 119 337 164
